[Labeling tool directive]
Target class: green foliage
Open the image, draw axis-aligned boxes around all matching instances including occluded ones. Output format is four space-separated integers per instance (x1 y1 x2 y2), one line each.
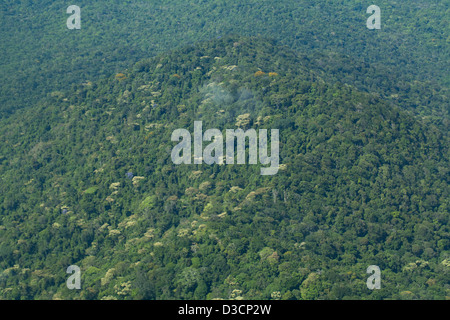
0 1 448 127
83 187 99 195
0 35 448 300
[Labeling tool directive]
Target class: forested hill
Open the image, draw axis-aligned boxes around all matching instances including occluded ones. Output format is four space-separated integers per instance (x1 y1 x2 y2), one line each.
0 37 448 300
0 0 448 124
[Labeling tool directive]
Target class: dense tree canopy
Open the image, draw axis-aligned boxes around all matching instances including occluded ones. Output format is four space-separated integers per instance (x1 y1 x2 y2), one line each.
0 1 448 126
0 36 448 300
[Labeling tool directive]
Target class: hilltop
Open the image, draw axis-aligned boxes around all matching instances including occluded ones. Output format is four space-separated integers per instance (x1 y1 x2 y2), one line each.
0 1 448 125
0 36 448 300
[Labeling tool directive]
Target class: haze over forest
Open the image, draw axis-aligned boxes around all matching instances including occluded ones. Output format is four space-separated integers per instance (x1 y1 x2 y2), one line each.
0 1 448 300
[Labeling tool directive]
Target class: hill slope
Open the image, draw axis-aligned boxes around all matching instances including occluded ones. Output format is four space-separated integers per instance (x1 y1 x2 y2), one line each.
0 37 449 300
0 1 448 124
